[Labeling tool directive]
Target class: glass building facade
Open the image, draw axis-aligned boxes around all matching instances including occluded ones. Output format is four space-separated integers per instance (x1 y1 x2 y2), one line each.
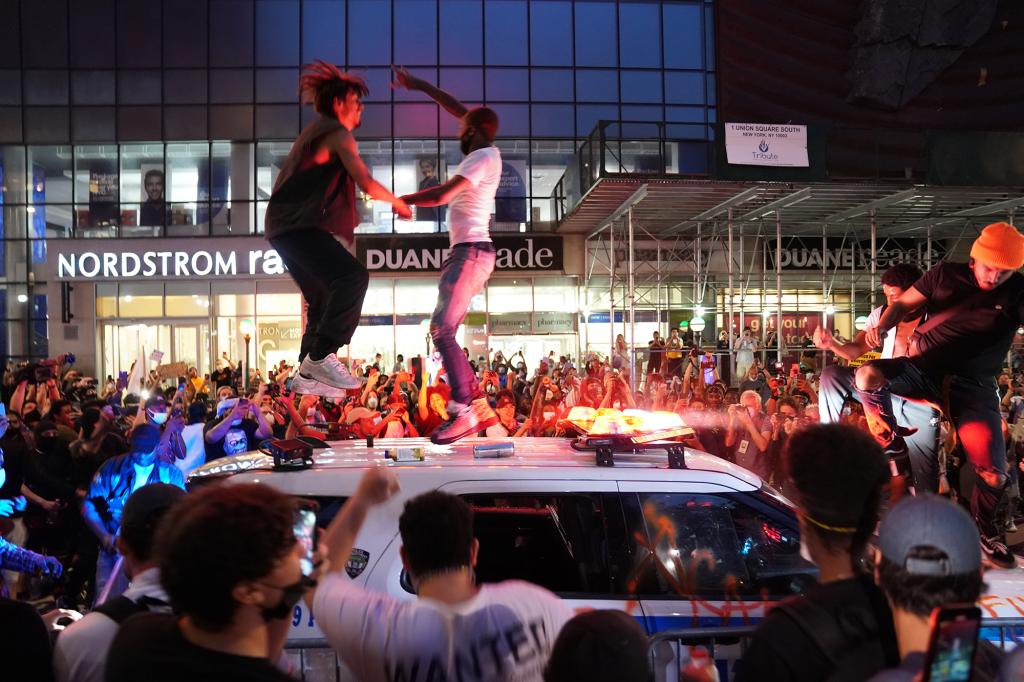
0 0 716 373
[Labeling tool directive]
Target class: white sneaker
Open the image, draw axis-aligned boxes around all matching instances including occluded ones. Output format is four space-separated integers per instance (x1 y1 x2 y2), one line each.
298 354 361 390
430 402 480 445
291 373 347 399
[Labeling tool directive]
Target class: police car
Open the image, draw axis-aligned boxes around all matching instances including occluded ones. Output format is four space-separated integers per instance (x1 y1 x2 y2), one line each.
187 435 1024 664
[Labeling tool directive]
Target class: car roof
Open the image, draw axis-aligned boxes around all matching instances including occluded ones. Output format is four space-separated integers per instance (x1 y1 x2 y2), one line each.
190 437 765 497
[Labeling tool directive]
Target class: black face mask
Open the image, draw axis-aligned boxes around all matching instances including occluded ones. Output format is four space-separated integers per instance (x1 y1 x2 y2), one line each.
259 575 315 622
37 436 58 452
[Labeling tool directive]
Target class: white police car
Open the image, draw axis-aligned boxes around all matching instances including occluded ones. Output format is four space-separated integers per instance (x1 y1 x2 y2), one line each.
187 436 1024 662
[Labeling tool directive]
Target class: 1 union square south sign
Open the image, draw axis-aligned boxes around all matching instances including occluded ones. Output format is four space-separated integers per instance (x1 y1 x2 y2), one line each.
53 235 565 281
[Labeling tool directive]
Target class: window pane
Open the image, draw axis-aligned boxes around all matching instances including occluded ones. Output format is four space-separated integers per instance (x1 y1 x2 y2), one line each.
256 141 290 200
577 104 618 136
529 141 575 197
488 279 532 313
576 70 618 103
74 145 120 230
210 70 254 104
394 144 445 234
118 70 161 105
120 143 165 235
118 282 164 317
348 0 391 66
166 143 208 229
663 2 704 69
530 1 571 66
575 1 617 67
97 283 118 318
24 0 67 68
164 0 208 68
439 68 483 103
210 0 254 67
484 0 527 66
630 493 816 599
619 2 661 68
361 279 395 315
531 104 573 137
485 69 528 102
488 104 528 137
256 69 298 103
117 0 162 68
440 1 482 65
620 71 663 104
0 71 20 105
1 146 27 205
665 71 705 105
72 71 115 105
256 0 300 66
531 70 573 102
394 279 437 314
464 493 616 595
394 0 437 65
165 70 208 105
302 1 345 65
353 140 395 233
534 277 577 311
24 71 69 106
27 146 72 204
71 0 115 67
165 281 212 317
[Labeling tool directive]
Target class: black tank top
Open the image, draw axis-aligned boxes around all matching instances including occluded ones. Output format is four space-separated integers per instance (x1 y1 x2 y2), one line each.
264 117 358 241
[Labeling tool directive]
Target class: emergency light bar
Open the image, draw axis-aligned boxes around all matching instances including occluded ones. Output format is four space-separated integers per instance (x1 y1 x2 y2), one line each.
563 406 694 469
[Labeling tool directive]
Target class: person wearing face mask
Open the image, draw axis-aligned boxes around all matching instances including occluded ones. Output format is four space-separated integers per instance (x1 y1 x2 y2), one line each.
203 386 274 462
132 394 187 466
105 483 304 682
23 420 82 563
737 425 896 682
176 403 210 477
725 390 771 469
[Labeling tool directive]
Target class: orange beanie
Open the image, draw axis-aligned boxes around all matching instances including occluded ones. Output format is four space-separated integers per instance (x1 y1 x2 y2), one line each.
970 222 1024 271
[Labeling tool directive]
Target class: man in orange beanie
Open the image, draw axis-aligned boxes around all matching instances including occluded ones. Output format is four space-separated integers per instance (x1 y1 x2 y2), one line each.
856 221 1024 569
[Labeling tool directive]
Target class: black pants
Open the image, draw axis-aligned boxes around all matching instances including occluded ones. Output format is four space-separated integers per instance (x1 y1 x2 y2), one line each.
859 358 1007 540
269 229 369 361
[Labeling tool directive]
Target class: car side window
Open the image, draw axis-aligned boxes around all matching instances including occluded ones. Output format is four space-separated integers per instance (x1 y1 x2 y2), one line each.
623 492 816 600
458 492 628 597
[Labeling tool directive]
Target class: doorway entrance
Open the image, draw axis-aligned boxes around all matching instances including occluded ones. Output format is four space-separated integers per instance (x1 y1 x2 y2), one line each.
100 320 211 383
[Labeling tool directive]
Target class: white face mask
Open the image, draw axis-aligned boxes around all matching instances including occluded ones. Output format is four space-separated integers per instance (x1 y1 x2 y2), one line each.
150 412 168 425
231 418 242 426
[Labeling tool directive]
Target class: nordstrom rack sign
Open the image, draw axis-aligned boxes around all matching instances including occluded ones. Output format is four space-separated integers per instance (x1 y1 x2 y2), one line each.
53 235 564 281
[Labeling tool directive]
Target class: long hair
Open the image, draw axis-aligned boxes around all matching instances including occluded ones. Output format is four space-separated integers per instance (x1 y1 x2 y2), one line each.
298 60 369 115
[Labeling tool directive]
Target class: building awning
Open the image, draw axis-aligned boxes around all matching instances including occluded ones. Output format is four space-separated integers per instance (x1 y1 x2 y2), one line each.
556 177 1024 239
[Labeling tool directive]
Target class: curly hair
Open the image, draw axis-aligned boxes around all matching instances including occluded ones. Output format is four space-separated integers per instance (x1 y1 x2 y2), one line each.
156 483 296 631
784 424 889 569
880 263 924 291
299 60 370 116
399 491 474 578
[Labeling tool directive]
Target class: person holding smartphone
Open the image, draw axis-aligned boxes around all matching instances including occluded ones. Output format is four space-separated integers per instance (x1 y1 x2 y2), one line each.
868 495 1003 681
202 385 273 462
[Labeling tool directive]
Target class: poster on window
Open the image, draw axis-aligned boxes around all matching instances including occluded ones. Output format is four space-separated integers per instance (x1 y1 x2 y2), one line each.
495 158 528 223
139 164 166 226
414 156 446 226
89 160 119 226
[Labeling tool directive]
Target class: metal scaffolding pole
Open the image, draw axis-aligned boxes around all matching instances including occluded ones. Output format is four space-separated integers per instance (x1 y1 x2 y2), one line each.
609 228 616 356
926 226 933 269
727 210 736 383
775 211 783 360
870 209 878 307
628 209 637 392
738 221 745 345
695 222 702 346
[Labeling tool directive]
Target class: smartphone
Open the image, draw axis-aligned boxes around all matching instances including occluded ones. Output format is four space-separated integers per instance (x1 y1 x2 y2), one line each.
921 604 981 682
293 500 320 577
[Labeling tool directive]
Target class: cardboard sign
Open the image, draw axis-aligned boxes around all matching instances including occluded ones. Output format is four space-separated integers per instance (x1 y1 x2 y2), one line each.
848 351 881 368
155 362 188 380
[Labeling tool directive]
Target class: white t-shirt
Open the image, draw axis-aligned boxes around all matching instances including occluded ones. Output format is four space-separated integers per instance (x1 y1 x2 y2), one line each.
312 572 573 682
448 146 502 246
175 423 207 476
866 305 897 359
131 463 155 494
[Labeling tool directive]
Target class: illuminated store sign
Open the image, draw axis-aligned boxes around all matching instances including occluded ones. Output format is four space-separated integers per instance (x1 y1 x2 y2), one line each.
53 235 564 280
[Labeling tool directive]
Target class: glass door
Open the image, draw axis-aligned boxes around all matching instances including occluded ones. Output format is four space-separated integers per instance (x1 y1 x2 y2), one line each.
172 322 211 377
100 320 210 385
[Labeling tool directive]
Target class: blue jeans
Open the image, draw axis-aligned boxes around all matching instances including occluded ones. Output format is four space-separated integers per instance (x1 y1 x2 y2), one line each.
431 243 496 406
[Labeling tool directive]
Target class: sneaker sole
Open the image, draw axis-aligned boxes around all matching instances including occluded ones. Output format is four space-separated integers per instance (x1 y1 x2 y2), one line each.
982 554 1018 570
298 371 360 391
430 422 481 445
292 376 348 398
476 414 500 430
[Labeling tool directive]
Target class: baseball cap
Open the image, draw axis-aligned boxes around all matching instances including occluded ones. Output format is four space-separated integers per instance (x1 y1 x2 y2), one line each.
130 423 162 453
878 494 981 577
121 483 186 533
144 394 168 411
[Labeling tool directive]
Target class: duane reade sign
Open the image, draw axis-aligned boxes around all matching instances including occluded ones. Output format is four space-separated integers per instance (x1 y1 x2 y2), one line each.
725 122 809 167
357 235 563 273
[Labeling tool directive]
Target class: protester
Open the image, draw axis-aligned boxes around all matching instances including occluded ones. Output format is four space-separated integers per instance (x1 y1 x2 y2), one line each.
104 483 301 682
737 424 898 681
868 495 1002 681
543 610 651 682
310 467 574 682
54 483 185 682
82 424 186 603
724 390 770 469
203 388 274 461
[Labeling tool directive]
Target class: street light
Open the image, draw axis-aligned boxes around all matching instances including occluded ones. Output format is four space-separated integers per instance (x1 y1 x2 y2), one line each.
240 318 255 393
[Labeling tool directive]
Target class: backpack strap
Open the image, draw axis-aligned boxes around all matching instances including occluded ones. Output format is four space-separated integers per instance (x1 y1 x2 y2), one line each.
92 594 169 624
773 598 858 667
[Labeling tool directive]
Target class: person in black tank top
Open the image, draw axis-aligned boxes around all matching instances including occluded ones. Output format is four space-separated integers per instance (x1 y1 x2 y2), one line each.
265 62 411 397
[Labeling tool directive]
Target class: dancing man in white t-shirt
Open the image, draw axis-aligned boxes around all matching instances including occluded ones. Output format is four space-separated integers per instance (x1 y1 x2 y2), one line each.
393 66 503 443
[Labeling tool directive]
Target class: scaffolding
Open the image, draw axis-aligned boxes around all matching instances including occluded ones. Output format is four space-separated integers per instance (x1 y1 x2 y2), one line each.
579 180 1024 389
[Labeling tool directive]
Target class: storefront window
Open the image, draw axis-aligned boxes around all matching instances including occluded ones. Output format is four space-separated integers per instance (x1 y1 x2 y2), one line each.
118 282 163 317
213 281 256 317
395 142 446 234
394 279 438 314
96 282 118 318
165 142 210 236
165 281 212 317
534 277 577 312
362 278 395 315
488 278 532 313
119 143 165 237
73 144 119 234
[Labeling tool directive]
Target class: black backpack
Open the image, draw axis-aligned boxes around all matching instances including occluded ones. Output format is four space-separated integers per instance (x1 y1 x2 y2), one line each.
92 594 169 624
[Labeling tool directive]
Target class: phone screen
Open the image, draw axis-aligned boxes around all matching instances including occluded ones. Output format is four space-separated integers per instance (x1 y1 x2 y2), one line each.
924 607 980 682
293 507 318 577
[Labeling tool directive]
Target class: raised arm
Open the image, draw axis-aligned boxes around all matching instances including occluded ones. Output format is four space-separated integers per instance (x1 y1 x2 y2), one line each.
391 66 468 119
325 129 411 218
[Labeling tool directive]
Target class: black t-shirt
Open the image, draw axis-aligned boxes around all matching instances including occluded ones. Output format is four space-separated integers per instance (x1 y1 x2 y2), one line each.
106 613 294 682
913 262 1024 377
736 576 899 682
212 368 233 389
203 417 261 461
0 434 28 499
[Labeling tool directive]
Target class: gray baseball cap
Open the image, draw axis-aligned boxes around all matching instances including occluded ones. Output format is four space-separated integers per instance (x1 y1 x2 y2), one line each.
878 494 981 577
